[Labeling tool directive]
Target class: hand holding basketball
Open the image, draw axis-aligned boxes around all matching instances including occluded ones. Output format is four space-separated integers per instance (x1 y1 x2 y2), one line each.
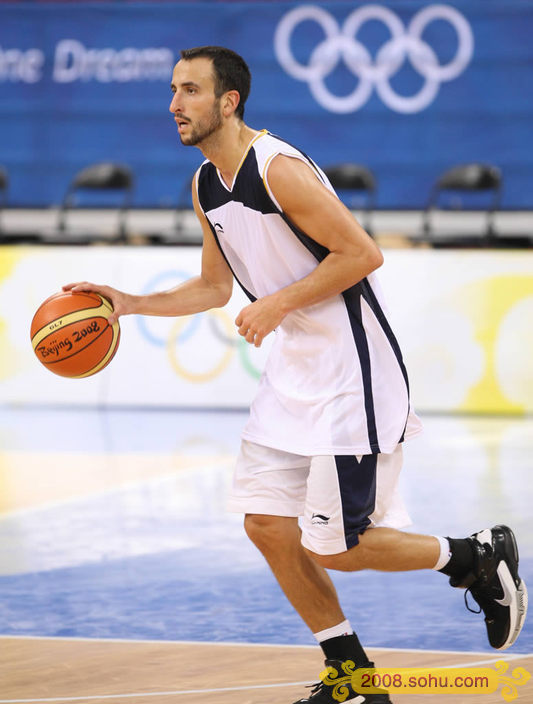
62 282 132 325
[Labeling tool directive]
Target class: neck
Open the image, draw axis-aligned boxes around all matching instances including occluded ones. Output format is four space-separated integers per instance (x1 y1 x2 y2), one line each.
199 120 259 186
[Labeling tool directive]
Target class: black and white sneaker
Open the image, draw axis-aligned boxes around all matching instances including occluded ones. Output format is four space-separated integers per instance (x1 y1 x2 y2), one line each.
450 525 528 650
292 660 392 703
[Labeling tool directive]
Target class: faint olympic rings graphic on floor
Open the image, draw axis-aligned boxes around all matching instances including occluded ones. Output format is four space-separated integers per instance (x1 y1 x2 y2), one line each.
137 271 262 383
274 4 474 114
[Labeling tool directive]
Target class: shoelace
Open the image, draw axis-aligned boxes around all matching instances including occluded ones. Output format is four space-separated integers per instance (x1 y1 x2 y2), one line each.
306 680 326 696
465 576 503 617
464 587 483 614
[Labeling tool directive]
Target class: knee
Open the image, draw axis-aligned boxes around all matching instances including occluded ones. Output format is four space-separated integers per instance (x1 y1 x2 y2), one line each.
244 514 292 552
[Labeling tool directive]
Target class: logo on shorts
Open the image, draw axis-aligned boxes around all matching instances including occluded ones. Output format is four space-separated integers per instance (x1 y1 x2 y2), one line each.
312 513 330 525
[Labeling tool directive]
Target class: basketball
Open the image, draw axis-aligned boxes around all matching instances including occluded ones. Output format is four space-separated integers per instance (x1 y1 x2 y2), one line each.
30 290 120 378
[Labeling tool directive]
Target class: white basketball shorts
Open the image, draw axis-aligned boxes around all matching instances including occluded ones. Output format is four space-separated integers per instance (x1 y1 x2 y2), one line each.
226 440 412 555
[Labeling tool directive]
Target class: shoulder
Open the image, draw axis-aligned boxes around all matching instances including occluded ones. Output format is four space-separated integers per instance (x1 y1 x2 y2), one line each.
265 150 335 207
253 131 305 168
257 133 332 192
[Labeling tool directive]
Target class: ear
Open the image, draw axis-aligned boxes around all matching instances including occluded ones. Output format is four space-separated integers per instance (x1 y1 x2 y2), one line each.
222 90 241 117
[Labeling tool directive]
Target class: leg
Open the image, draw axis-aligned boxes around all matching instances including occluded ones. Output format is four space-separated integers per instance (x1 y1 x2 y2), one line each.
301 449 527 654
310 526 440 572
308 524 527 652
244 513 345 633
245 513 380 702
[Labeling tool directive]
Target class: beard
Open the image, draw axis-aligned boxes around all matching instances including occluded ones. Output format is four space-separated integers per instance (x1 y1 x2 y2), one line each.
179 100 223 146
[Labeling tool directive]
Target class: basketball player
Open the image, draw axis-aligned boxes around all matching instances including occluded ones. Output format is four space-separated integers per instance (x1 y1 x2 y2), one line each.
64 47 527 703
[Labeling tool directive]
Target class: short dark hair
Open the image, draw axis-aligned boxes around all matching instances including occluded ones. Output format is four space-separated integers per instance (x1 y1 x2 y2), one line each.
180 46 251 119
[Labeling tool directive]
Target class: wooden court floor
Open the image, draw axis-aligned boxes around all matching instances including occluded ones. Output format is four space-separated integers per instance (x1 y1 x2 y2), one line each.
1 637 532 704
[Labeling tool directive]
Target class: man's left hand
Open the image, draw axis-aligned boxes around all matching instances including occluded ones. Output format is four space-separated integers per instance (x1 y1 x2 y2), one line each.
235 296 285 347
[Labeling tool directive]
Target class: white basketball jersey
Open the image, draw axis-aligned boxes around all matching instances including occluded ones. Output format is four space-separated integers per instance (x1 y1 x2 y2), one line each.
196 130 421 455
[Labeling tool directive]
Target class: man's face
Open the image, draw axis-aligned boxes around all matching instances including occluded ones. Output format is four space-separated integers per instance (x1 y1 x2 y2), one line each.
169 57 223 146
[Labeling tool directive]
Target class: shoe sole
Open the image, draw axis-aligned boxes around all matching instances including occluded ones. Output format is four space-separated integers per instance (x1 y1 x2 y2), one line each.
492 525 528 650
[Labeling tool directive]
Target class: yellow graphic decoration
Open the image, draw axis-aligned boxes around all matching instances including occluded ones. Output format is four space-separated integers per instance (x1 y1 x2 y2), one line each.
493 661 532 702
452 275 533 414
0 247 24 380
320 660 357 703
320 661 531 700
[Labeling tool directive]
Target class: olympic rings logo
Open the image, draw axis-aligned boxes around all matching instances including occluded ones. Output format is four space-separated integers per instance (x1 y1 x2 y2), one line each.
136 271 263 383
274 4 474 114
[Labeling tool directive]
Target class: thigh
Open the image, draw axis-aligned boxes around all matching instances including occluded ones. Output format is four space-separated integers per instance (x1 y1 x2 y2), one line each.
300 445 410 555
301 454 377 555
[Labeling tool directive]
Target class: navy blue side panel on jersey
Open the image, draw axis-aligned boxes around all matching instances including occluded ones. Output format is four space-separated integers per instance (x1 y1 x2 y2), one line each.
360 279 409 392
342 285 381 454
360 279 410 442
335 454 377 549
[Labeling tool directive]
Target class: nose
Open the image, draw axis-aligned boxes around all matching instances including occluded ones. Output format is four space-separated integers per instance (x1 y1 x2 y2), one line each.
169 91 181 114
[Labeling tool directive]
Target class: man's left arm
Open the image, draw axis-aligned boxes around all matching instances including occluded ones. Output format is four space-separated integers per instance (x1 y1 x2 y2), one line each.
235 154 384 347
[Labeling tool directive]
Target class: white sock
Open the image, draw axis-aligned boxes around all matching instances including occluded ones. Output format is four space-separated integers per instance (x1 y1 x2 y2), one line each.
313 619 353 643
432 536 451 571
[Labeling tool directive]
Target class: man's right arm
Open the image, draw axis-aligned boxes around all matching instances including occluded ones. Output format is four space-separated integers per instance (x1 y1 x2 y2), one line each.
63 174 233 325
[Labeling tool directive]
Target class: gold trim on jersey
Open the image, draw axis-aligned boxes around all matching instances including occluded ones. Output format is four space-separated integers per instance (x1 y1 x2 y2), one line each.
216 129 267 191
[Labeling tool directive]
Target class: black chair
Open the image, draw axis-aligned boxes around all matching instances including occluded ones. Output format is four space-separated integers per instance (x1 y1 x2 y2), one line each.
324 163 376 235
0 167 8 233
57 162 134 242
422 163 502 245
146 174 200 246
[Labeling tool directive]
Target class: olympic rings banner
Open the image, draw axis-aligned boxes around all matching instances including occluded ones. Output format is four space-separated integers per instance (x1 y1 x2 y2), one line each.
1 1 533 208
1 245 532 414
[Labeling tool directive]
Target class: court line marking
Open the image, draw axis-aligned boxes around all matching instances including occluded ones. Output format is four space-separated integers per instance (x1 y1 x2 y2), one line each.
3 633 531 658
0 680 313 703
1 636 530 704
439 653 529 668
0 655 530 703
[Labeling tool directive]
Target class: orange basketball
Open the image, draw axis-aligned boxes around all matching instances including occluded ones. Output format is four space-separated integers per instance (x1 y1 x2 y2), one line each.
30 291 120 378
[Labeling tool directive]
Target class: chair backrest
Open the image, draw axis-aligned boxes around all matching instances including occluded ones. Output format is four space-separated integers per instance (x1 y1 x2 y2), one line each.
58 163 134 240
72 163 133 192
324 163 375 193
323 163 376 234
437 163 501 192
424 163 502 241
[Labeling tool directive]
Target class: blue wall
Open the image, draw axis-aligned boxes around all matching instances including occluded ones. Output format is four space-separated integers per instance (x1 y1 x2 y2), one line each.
1 1 532 208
